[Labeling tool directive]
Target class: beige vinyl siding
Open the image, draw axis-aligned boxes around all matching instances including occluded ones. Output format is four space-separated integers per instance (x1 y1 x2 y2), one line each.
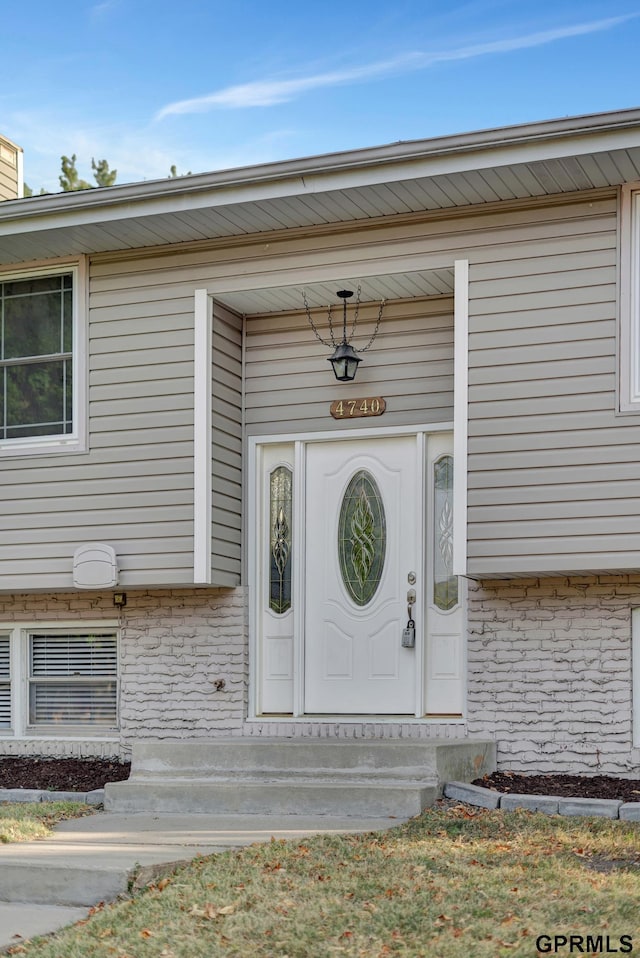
211 301 242 583
0 185 628 588
245 296 454 435
0 139 19 201
89 261 195 584
465 191 633 575
0 258 196 590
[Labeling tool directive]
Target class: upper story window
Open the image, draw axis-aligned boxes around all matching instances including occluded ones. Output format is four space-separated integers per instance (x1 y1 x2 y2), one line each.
0 264 84 454
620 186 640 411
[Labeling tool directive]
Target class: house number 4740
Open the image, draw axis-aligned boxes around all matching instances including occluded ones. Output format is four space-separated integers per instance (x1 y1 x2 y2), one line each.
330 397 386 419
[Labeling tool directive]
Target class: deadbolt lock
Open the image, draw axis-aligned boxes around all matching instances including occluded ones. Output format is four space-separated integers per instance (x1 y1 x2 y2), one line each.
407 571 416 585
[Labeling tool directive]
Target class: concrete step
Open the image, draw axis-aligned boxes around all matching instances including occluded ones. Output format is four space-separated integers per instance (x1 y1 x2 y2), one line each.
127 739 441 777
105 738 496 818
105 779 437 817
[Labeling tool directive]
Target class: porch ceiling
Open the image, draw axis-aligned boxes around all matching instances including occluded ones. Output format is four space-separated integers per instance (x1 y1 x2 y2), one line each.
2 108 640 268
214 267 455 315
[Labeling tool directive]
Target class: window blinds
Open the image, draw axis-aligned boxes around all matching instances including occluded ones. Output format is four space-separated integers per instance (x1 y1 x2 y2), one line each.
29 632 117 726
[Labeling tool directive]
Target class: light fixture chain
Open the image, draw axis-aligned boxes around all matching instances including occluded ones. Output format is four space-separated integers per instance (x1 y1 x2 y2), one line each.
302 289 338 347
347 284 361 343
356 297 386 352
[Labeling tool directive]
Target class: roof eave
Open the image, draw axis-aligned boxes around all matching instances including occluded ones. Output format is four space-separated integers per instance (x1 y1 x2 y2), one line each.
3 106 640 232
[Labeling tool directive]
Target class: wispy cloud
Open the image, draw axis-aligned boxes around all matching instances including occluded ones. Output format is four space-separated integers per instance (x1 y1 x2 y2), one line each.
90 0 121 17
155 14 637 120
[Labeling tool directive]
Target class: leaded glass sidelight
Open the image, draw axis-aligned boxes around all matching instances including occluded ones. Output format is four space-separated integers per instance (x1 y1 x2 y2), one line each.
269 466 292 614
434 456 458 611
338 470 386 606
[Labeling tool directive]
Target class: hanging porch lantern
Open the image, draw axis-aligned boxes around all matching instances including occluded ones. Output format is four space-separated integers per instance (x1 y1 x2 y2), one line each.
302 286 385 382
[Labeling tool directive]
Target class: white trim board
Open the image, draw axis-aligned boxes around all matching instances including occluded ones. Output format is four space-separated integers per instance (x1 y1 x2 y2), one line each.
247 422 454 448
453 259 469 577
193 289 212 584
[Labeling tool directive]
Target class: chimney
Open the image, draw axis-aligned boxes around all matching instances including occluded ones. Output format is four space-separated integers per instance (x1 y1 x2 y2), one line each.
0 134 24 200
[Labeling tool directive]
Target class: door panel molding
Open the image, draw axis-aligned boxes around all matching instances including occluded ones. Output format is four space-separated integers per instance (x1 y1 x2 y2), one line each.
304 435 419 714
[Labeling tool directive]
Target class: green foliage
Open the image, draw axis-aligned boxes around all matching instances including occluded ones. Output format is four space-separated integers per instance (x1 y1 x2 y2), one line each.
22 184 46 197
24 157 189 197
91 157 117 187
59 154 92 191
59 155 117 191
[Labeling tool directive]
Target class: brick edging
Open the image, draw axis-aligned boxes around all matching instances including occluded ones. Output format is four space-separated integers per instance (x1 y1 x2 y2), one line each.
0 788 104 805
443 782 640 821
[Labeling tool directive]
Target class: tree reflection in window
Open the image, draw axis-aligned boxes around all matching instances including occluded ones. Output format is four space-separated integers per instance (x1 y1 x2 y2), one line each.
0 272 73 439
434 456 458 611
269 466 292 614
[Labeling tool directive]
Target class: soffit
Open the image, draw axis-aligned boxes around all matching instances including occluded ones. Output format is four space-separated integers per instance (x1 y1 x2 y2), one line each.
1 109 640 267
215 268 455 314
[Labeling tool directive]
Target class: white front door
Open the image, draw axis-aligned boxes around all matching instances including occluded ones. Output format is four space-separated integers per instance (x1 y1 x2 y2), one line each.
304 436 419 714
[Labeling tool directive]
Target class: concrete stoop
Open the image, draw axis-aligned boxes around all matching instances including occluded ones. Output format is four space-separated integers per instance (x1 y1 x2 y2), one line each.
105 738 496 818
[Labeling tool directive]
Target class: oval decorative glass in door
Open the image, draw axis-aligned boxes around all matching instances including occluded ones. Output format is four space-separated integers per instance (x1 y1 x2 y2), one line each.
338 470 386 606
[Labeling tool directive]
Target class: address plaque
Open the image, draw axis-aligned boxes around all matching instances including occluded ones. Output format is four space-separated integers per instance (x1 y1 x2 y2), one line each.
330 397 386 420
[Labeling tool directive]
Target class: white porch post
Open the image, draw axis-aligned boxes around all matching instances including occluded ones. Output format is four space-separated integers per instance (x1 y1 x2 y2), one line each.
194 288 212 584
453 259 469 577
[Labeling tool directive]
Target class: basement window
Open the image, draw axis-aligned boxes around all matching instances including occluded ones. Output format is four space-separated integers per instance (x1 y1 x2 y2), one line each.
0 623 119 738
28 631 118 728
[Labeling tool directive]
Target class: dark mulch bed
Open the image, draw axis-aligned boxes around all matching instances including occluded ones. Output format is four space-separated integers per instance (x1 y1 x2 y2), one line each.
0 757 131 793
473 770 640 804
3 759 640 803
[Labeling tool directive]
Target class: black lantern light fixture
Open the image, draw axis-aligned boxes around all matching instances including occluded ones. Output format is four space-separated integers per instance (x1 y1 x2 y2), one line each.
302 286 386 382
329 290 361 381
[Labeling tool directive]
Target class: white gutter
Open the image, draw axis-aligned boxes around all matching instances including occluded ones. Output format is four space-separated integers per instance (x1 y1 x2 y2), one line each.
2 107 640 233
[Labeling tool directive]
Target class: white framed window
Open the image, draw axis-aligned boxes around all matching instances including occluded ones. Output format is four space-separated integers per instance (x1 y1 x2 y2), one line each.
0 634 10 729
620 185 640 411
0 623 118 738
28 631 117 729
0 262 85 454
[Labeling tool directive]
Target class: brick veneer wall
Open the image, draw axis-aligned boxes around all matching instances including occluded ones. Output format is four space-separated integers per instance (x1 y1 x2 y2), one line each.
0 588 247 759
466 575 640 776
2 576 640 774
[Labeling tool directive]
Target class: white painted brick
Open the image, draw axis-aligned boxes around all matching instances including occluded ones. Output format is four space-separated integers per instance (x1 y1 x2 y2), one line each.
2 574 640 773
467 574 639 776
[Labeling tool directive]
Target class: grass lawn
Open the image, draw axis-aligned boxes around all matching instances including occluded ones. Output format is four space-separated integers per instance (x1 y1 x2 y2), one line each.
0 801 93 844
11 803 640 958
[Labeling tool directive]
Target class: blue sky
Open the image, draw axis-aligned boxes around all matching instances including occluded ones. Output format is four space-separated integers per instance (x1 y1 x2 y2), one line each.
3 0 640 193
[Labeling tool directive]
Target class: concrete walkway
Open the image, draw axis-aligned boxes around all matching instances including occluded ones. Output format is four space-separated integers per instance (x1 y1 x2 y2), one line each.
0 810 405 950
